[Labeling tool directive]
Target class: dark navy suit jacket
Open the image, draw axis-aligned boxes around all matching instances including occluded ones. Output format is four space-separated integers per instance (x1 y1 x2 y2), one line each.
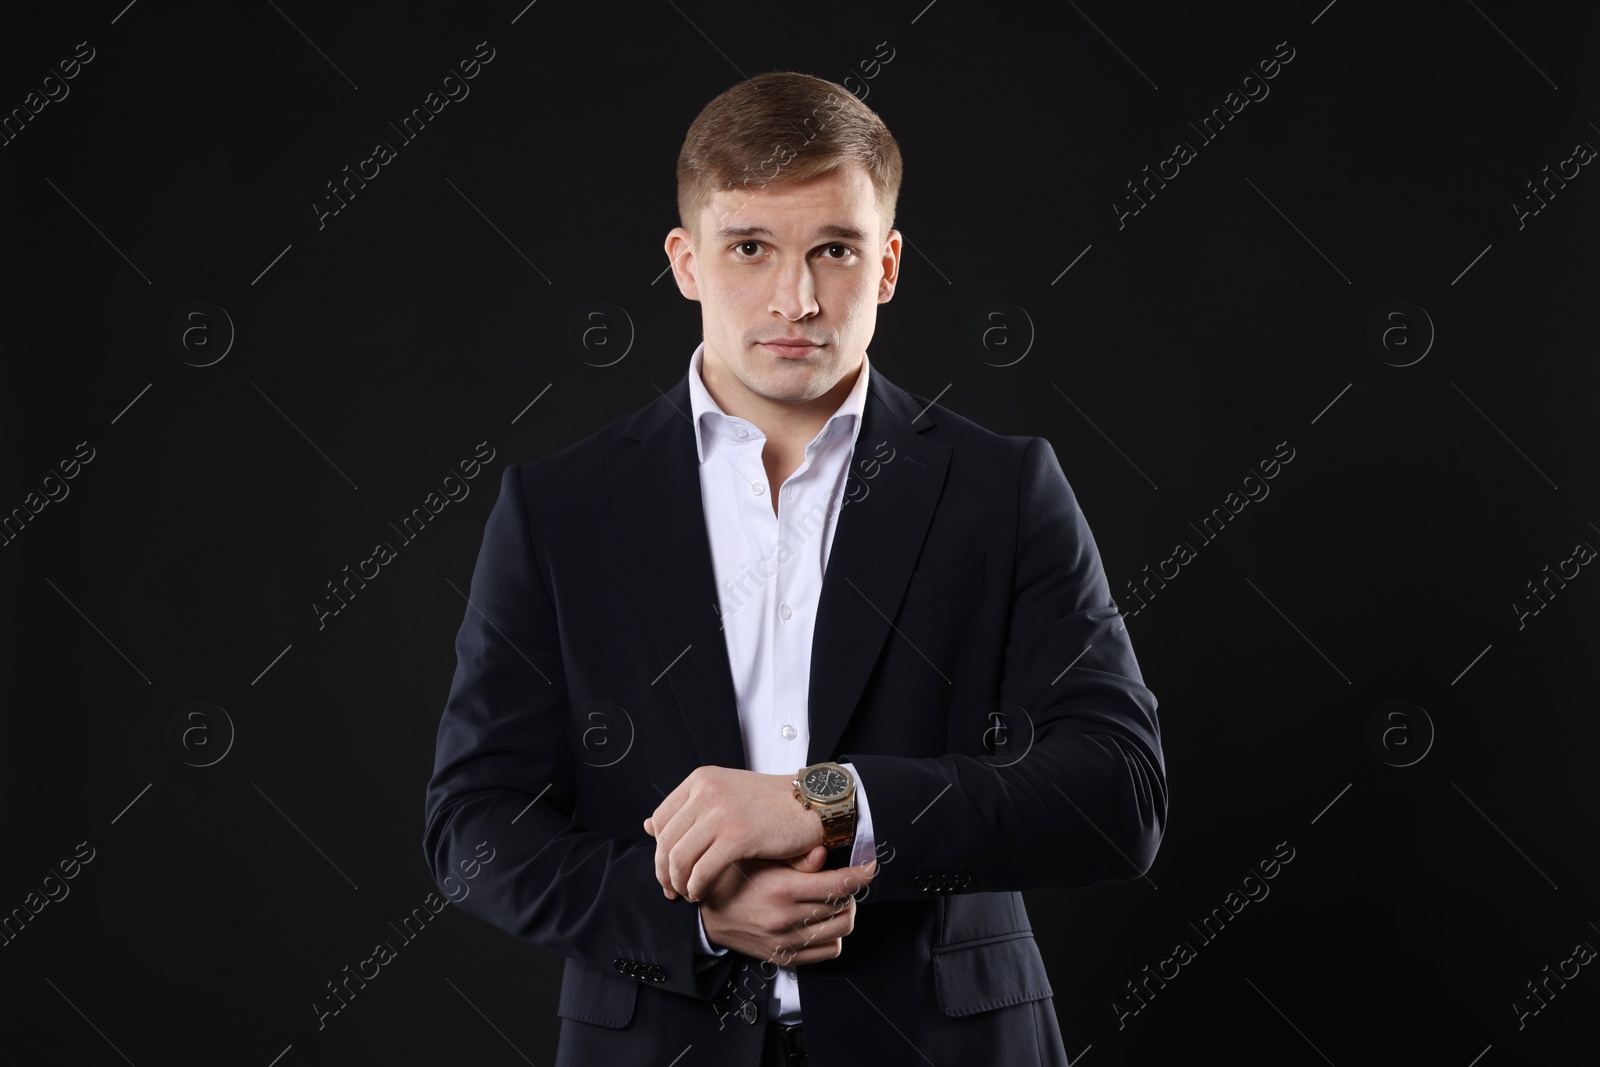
423 364 1167 1065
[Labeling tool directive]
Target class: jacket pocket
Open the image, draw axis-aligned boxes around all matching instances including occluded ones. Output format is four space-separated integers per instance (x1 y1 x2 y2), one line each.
901 551 987 610
555 955 639 1028
930 931 1054 1017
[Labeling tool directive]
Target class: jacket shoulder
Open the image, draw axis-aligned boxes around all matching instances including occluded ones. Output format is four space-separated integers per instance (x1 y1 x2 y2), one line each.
874 373 1039 470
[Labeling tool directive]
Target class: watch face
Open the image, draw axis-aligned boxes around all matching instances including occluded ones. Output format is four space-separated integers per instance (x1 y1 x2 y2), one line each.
804 765 851 801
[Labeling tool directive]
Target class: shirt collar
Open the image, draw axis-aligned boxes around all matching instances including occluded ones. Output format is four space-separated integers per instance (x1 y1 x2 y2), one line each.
686 340 871 465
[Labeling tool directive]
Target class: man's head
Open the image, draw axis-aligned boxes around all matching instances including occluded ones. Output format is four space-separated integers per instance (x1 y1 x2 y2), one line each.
665 72 904 417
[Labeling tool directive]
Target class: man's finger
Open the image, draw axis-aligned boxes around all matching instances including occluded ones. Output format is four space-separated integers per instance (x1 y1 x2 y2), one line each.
791 858 877 903
786 844 827 872
830 859 876 904
650 772 712 896
647 777 694 849
668 826 714 901
652 802 699 899
683 847 731 903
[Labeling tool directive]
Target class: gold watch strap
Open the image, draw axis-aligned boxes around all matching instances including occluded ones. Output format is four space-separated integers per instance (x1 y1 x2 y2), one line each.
816 804 856 848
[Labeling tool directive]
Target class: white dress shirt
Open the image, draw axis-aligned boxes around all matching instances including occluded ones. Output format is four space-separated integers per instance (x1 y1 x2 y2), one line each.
683 340 878 1025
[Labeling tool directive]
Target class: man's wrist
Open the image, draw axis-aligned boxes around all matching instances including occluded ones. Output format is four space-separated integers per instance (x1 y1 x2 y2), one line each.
773 771 825 850
694 901 729 957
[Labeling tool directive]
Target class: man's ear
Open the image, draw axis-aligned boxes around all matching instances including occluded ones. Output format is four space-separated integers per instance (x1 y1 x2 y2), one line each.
878 228 902 303
664 227 700 300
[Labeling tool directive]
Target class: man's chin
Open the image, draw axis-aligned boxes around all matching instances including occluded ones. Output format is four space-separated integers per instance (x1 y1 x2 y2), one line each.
748 371 830 403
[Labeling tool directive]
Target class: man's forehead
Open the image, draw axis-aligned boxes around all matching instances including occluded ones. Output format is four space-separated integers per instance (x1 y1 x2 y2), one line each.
701 163 883 237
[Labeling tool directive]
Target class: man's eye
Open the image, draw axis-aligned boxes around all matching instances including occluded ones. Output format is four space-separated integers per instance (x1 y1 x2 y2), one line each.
823 244 855 259
734 241 762 257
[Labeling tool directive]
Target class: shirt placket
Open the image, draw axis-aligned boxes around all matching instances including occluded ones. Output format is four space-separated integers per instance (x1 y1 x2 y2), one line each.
771 451 805 768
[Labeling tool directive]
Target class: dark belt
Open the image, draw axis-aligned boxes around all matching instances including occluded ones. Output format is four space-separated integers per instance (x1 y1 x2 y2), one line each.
762 1021 807 1067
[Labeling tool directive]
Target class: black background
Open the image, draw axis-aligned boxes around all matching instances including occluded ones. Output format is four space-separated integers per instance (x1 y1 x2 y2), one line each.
3 1 1597 1063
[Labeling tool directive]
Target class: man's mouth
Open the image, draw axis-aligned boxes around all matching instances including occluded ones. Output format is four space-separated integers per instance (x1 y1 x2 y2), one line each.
759 339 823 359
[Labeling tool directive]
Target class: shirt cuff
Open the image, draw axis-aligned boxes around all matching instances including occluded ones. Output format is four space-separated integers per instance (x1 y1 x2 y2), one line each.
838 761 876 869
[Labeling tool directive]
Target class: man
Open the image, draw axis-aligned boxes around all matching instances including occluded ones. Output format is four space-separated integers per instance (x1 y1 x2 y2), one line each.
423 71 1166 1067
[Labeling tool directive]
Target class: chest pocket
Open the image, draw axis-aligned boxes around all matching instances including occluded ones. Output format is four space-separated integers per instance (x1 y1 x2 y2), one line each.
901 551 987 610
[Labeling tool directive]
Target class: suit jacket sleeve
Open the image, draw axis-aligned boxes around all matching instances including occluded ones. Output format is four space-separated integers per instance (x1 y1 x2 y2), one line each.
423 464 736 1001
841 436 1167 903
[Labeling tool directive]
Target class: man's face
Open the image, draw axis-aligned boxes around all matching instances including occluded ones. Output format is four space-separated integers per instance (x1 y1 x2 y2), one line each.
665 162 901 410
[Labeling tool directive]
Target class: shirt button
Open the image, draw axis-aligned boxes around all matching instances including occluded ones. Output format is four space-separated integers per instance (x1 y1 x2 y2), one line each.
752 481 765 495
779 603 792 620
781 724 797 740
736 426 749 438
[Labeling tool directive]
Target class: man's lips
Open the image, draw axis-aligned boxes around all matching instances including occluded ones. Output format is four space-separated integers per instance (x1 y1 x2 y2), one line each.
759 340 823 358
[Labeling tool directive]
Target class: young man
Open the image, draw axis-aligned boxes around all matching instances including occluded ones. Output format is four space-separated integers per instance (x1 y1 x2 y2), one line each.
424 71 1166 1067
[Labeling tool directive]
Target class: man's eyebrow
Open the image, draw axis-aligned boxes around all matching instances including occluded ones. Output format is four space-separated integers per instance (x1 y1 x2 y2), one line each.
713 224 870 243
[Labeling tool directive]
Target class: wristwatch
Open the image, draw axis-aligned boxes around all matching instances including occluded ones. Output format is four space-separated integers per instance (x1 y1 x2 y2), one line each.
792 761 857 849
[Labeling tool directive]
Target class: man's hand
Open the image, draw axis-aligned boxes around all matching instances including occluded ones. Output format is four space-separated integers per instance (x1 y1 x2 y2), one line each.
700 844 877 966
643 766 824 902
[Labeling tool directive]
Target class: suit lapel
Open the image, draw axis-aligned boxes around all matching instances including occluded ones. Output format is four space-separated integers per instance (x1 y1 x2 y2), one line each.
805 373 948 764
609 378 749 771
607 366 948 772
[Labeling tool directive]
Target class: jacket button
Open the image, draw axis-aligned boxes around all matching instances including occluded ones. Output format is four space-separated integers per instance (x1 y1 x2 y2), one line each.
739 1001 759 1024
647 965 666 982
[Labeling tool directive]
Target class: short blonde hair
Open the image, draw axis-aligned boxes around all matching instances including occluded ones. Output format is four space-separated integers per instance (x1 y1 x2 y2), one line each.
676 71 903 241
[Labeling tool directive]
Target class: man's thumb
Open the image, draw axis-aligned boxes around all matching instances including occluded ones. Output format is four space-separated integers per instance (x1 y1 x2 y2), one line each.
790 844 828 871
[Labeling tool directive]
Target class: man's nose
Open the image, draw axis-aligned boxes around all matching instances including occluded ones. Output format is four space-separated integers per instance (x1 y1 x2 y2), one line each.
769 261 818 320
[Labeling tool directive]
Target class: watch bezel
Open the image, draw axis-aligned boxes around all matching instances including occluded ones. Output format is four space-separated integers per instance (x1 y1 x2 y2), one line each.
800 762 854 802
